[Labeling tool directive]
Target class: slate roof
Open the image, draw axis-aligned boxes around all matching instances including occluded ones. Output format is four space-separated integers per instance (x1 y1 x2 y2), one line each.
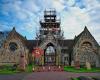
26 39 74 53
74 26 99 47
58 39 74 48
73 31 83 46
26 40 39 52
8 27 27 41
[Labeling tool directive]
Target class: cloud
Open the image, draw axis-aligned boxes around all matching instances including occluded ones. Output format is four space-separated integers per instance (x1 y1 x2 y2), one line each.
0 0 40 21
0 0 41 40
0 23 12 31
52 0 65 12
0 0 100 44
60 0 100 43
22 0 40 13
74 0 85 8
66 0 75 6
61 10 83 38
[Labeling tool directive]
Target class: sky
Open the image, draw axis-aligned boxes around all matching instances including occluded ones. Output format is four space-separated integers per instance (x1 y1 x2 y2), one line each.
0 0 100 44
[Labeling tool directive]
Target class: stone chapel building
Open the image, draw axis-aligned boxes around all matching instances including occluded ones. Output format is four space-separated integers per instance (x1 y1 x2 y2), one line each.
0 10 100 67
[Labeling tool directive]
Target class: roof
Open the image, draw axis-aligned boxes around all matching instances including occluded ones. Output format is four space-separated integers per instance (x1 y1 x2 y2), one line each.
74 26 99 47
74 31 83 46
26 40 39 52
58 39 74 48
26 39 74 53
58 39 74 53
8 27 26 41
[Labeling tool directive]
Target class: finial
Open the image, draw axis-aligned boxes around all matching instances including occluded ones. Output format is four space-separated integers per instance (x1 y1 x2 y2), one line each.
12 27 16 30
84 26 88 31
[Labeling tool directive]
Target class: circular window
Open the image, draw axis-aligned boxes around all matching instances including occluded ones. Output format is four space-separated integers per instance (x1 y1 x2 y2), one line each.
9 42 17 51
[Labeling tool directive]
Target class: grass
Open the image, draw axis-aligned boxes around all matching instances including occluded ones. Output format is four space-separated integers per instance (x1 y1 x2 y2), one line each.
64 66 100 73
71 78 80 80
71 76 100 80
0 65 100 74
0 69 20 74
0 64 34 74
26 64 33 73
0 65 20 74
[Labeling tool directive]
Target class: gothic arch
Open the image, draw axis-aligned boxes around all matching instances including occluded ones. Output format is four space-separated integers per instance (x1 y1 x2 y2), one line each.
78 41 96 66
40 40 58 49
44 43 56 65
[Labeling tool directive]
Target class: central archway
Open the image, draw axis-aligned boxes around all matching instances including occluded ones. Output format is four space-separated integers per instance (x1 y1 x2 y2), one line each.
44 43 56 66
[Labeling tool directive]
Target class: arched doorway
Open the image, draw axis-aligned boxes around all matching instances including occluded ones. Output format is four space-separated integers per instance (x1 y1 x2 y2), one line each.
44 43 56 66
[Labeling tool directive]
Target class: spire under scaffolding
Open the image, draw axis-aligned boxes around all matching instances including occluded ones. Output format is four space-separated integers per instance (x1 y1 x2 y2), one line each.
38 9 64 40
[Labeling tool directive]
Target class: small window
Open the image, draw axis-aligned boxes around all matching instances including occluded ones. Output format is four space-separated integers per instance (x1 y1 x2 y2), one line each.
9 42 17 52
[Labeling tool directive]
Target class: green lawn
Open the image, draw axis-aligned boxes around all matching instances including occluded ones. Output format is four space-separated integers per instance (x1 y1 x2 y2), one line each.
71 78 80 80
26 64 34 73
0 64 33 74
64 66 100 73
0 65 20 74
0 65 100 74
0 69 20 74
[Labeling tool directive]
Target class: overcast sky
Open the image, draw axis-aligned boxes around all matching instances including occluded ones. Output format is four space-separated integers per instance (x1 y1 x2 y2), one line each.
0 0 100 44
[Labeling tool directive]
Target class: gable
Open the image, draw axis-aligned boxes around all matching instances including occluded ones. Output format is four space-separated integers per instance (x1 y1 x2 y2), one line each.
74 27 99 48
0 27 27 50
6 27 27 45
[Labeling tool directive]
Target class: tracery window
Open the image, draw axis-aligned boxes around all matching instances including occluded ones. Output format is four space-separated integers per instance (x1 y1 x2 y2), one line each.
9 42 17 52
45 46 55 55
44 43 56 65
79 41 96 65
81 42 92 50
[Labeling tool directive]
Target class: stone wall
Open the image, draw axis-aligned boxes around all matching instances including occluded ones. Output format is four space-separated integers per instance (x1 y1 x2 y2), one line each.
73 28 99 67
0 39 29 66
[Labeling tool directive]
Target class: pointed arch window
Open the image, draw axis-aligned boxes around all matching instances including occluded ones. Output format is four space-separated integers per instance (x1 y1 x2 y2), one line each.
44 43 56 65
81 42 92 50
45 46 55 55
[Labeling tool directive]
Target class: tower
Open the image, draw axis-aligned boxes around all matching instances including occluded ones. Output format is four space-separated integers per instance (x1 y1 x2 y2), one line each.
35 9 63 66
38 9 63 40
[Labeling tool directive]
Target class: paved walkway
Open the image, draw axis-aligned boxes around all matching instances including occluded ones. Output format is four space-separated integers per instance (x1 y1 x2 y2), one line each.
0 73 27 80
0 72 99 80
23 72 100 80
